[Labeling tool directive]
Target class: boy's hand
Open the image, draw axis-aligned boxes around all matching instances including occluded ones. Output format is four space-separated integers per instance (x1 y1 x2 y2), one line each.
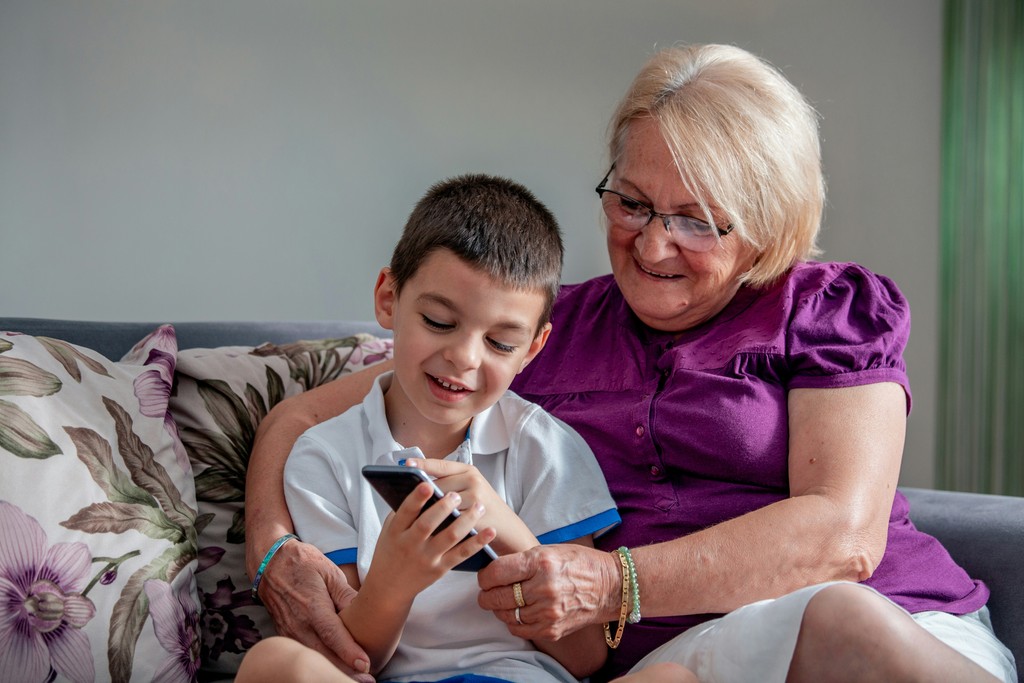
408 459 538 554
363 480 495 598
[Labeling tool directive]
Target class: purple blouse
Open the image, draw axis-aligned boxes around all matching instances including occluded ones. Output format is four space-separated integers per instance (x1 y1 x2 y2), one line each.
510 262 988 678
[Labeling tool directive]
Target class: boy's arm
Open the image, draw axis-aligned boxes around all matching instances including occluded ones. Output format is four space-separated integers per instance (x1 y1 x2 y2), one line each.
339 484 496 674
411 461 608 676
335 561 411 675
526 536 609 678
409 458 538 555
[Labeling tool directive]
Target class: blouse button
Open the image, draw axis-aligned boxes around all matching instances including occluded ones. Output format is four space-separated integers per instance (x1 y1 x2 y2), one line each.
636 425 645 437
650 465 662 477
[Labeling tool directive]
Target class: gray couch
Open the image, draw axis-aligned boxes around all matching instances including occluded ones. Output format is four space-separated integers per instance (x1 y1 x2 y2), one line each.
2 317 1021 681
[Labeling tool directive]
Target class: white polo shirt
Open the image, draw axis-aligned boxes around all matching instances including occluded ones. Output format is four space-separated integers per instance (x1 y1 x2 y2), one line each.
284 372 620 683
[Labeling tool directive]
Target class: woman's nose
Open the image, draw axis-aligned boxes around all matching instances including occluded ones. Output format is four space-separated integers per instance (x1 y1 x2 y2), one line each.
636 220 679 260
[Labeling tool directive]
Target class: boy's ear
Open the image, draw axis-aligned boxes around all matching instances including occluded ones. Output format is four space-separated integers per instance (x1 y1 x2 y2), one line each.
519 322 552 373
373 268 398 330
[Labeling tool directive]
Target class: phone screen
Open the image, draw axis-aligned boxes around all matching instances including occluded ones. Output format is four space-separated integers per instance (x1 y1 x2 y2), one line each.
361 464 497 571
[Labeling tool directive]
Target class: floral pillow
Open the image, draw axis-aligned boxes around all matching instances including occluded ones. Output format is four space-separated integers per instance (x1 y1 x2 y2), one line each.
168 334 392 678
0 327 200 683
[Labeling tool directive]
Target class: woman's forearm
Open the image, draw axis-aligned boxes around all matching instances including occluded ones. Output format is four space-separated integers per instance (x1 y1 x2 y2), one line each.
630 493 874 618
632 383 906 618
245 361 393 577
245 405 315 577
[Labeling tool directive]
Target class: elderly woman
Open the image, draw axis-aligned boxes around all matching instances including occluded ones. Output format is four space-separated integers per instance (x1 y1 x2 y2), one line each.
245 44 1016 682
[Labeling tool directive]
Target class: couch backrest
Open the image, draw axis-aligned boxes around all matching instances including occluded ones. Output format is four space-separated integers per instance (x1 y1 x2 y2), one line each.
0 317 390 359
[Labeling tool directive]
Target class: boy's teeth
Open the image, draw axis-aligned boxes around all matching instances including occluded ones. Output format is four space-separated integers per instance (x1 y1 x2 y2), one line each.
436 377 464 391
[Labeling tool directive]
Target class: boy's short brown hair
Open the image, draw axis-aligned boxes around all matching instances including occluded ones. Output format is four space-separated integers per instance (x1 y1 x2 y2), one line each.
389 174 563 330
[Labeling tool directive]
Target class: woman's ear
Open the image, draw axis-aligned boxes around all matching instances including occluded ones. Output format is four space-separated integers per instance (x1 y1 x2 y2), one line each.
373 268 398 330
519 322 552 373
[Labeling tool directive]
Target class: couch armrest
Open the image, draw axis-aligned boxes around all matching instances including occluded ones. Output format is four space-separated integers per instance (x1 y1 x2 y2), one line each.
901 486 1023 680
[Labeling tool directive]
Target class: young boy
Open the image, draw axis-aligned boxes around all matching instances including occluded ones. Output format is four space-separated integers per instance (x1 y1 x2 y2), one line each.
243 174 621 683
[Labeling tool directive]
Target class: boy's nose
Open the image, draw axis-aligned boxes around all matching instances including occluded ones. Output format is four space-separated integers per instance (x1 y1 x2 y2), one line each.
444 338 482 371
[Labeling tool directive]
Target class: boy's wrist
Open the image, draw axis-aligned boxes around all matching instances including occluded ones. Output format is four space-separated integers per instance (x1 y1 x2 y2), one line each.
484 507 537 555
360 565 417 612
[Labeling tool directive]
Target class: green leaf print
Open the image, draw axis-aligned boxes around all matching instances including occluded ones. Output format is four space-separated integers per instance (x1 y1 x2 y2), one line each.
0 356 62 396
38 336 113 382
0 398 62 458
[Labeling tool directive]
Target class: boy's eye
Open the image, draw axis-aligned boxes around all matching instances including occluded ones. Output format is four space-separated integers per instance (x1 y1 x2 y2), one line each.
422 315 453 330
488 338 517 354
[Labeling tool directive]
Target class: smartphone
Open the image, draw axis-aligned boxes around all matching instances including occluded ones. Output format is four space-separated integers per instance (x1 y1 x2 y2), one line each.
361 464 498 571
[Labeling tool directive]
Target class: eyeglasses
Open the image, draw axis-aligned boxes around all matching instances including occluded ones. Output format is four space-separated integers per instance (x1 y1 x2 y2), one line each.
595 166 733 253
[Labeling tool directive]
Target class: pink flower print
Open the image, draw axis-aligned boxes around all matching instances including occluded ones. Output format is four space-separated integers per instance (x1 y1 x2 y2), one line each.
163 413 191 475
123 325 177 365
145 576 201 683
349 337 394 369
0 501 96 683
133 348 175 418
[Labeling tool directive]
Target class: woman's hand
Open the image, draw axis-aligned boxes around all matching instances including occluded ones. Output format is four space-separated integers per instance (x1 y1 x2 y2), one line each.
256 539 374 681
476 543 621 641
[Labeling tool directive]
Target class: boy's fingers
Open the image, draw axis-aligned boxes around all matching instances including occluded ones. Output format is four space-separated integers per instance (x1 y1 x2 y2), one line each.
447 524 497 566
415 491 470 542
408 458 465 478
393 481 439 526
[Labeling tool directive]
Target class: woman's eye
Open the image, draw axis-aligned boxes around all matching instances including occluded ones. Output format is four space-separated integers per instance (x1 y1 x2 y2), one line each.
422 315 453 330
678 215 716 237
618 196 647 216
488 338 517 354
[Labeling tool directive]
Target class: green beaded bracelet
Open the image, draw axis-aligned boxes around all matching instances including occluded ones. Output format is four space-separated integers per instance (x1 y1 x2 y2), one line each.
618 546 641 624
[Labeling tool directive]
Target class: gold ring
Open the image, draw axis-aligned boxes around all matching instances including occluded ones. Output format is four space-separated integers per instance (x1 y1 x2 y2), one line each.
513 582 526 608
515 606 523 624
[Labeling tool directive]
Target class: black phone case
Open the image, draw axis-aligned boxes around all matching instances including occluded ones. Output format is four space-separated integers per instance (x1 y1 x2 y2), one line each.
361 464 497 571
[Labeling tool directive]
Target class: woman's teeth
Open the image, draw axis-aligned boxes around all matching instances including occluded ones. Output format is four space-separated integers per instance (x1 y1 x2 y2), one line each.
640 262 679 279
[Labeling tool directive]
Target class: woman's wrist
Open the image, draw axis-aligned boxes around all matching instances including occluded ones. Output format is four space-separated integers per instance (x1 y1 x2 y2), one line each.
244 515 296 579
601 547 626 621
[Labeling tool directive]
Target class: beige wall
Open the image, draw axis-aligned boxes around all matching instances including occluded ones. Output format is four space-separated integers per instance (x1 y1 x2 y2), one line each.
0 0 942 486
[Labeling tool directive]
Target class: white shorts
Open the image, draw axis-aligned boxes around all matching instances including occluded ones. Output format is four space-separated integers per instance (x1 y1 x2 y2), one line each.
626 582 1017 683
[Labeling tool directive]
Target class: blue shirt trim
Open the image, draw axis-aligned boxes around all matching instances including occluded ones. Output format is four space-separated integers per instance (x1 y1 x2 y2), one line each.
326 547 357 565
326 510 620 564
536 508 621 545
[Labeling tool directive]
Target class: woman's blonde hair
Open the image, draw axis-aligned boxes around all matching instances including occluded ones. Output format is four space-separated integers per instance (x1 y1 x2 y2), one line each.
608 44 824 286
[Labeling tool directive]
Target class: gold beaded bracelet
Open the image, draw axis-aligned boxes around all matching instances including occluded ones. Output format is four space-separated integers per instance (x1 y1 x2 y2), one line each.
604 549 631 648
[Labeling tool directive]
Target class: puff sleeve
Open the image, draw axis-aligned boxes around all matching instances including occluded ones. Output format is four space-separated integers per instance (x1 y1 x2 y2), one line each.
787 263 912 409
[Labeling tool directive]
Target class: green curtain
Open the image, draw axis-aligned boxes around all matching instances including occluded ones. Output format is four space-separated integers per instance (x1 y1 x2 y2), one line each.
938 0 1024 495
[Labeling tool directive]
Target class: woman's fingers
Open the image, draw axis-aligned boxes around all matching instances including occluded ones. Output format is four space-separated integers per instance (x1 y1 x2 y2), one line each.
477 544 613 641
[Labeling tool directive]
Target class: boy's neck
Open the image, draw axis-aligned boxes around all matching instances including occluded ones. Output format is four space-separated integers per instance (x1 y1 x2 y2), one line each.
382 383 471 459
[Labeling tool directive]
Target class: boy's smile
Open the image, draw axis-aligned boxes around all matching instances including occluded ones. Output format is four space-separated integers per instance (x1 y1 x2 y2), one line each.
374 249 551 457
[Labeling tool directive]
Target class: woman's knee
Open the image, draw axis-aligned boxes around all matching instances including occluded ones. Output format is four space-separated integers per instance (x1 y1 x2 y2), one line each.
801 583 910 641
